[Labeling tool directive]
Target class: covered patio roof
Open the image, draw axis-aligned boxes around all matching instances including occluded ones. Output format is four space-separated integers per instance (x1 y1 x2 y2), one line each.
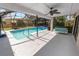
0 3 79 19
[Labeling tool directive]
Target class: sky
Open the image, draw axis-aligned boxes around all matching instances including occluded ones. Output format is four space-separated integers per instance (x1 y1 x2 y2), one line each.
0 8 26 19
4 12 26 19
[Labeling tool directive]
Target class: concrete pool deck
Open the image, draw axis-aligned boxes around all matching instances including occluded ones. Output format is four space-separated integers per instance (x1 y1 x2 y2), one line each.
7 30 56 56
0 36 14 56
34 34 79 56
0 30 79 56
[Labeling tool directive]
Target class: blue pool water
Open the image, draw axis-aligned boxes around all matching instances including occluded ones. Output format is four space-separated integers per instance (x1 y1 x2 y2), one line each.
10 26 47 40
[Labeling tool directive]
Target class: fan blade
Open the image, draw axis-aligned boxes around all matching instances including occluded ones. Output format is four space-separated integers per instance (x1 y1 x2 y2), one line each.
50 7 54 10
52 9 58 12
54 12 60 14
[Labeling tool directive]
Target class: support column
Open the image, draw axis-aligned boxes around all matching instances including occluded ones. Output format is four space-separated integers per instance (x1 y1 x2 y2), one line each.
36 15 38 37
50 17 53 31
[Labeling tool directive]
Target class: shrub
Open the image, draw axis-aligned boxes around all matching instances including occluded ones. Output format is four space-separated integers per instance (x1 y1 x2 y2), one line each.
16 20 26 28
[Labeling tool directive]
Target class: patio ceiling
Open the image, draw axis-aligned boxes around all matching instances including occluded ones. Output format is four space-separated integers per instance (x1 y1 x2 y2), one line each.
0 3 79 19
19 3 79 17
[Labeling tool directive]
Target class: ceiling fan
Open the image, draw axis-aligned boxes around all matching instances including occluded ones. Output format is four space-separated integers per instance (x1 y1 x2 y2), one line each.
45 4 61 16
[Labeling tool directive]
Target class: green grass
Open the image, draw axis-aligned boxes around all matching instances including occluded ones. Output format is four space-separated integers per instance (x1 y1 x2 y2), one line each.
3 26 34 31
4 27 12 31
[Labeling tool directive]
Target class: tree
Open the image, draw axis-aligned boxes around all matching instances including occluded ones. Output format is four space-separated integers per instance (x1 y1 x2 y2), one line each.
56 16 66 27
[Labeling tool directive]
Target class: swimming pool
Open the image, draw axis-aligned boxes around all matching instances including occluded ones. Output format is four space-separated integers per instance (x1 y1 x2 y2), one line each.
10 26 47 40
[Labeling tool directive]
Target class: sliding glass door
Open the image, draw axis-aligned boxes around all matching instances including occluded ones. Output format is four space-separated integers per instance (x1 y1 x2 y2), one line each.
73 15 79 41
77 23 79 41
0 16 1 36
